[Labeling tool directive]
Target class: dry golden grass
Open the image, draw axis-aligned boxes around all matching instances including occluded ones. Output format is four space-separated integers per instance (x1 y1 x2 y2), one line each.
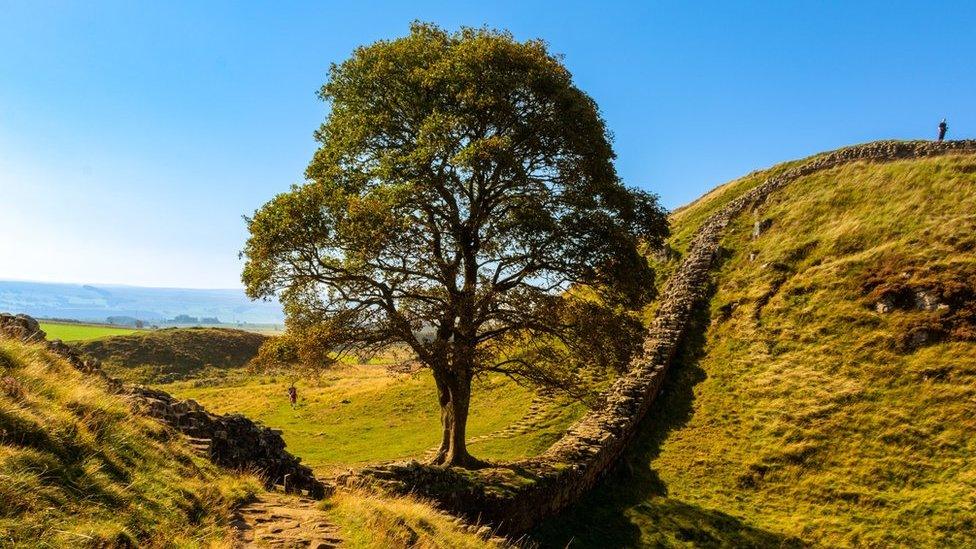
0 338 260 547
327 489 505 548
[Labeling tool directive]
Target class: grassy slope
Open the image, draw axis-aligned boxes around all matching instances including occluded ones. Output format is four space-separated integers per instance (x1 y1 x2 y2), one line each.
39 321 138 342
160 366 584 474
0 338 259 547
538 153 976 547
74 327 267 383
328 490 503 548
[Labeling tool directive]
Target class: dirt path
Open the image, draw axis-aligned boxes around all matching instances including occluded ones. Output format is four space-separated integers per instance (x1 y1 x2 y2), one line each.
232 492 342 548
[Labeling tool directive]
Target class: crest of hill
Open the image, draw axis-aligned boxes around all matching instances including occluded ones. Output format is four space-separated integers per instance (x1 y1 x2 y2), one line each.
74 327 268 384
538 144 976 547
0 336 259 546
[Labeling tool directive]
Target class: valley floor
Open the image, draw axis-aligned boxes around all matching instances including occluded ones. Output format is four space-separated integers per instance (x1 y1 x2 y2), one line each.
158 365 585 474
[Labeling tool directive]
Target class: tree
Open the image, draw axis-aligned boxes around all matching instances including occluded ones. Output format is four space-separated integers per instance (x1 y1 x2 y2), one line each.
242 23 668 467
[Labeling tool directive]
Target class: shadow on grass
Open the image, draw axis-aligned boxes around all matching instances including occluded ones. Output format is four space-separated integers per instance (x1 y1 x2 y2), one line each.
532 289 804 548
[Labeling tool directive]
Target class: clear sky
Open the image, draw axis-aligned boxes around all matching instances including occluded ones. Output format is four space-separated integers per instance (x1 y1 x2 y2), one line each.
2 1 974 289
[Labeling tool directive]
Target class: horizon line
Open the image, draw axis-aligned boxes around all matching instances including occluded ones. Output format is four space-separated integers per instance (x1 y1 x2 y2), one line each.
0 277 250 293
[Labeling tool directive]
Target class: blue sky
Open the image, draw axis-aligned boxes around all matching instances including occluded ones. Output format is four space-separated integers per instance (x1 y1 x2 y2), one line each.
1 1 974 288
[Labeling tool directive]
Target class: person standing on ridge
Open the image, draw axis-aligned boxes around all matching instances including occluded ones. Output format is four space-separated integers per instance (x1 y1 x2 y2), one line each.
938 118 948 142
287 384 298 409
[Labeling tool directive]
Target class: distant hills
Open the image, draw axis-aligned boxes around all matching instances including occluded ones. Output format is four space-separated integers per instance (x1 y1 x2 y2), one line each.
75 327 269 383
0 280 283 324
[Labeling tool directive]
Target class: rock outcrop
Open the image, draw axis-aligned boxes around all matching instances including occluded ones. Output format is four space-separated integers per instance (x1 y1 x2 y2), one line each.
342 140 976 535
0 313 104 375
752 217 773 238
0 313 326 498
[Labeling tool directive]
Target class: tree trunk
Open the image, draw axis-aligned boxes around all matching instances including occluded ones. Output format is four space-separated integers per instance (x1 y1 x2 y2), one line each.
432 368 479 467
441 373 480 467
429 372 451 465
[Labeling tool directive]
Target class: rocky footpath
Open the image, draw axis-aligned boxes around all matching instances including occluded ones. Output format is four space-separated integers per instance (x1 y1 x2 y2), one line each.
342 140 976 535
0 313 326 498
232 492 342 548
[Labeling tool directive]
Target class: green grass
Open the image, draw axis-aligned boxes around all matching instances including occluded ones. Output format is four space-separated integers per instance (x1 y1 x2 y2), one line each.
38 321 138 342
537 153 976 547
0 337 259 547
159 366 584 474
0 336 508 547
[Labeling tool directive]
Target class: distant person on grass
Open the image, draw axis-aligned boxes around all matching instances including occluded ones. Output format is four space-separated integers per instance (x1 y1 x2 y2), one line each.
938 118 948 142
287 384 298 409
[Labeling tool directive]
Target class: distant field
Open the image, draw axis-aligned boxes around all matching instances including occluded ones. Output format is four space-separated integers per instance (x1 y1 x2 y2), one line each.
159 366 584 474
39 321 139 341
0 280 283 325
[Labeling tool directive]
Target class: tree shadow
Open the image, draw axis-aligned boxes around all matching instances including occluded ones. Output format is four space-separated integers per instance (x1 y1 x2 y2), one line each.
532 288 804 548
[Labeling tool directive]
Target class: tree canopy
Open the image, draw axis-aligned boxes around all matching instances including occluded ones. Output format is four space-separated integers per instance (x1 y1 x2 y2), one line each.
242 22 668 466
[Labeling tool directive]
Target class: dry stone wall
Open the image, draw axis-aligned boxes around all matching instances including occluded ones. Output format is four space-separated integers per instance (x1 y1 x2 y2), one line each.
345 140 976 535
0 313 326 498
127 385 326 498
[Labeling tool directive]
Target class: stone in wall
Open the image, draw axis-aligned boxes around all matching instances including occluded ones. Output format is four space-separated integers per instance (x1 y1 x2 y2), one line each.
125 385 327 497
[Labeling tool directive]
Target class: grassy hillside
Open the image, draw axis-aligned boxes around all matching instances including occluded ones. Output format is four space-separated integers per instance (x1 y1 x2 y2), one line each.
538 152 976 546
160 366 584 474
39 321 138 342
328 490 504 548
0 337 259 547
75 327 267 383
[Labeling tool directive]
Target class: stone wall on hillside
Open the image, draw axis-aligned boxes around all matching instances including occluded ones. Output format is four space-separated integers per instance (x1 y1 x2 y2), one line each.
343 140 976 535
126 385 326 498
0 312 326 498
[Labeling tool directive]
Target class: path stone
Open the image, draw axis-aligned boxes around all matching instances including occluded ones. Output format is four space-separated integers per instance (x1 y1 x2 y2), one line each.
232 492 342 548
